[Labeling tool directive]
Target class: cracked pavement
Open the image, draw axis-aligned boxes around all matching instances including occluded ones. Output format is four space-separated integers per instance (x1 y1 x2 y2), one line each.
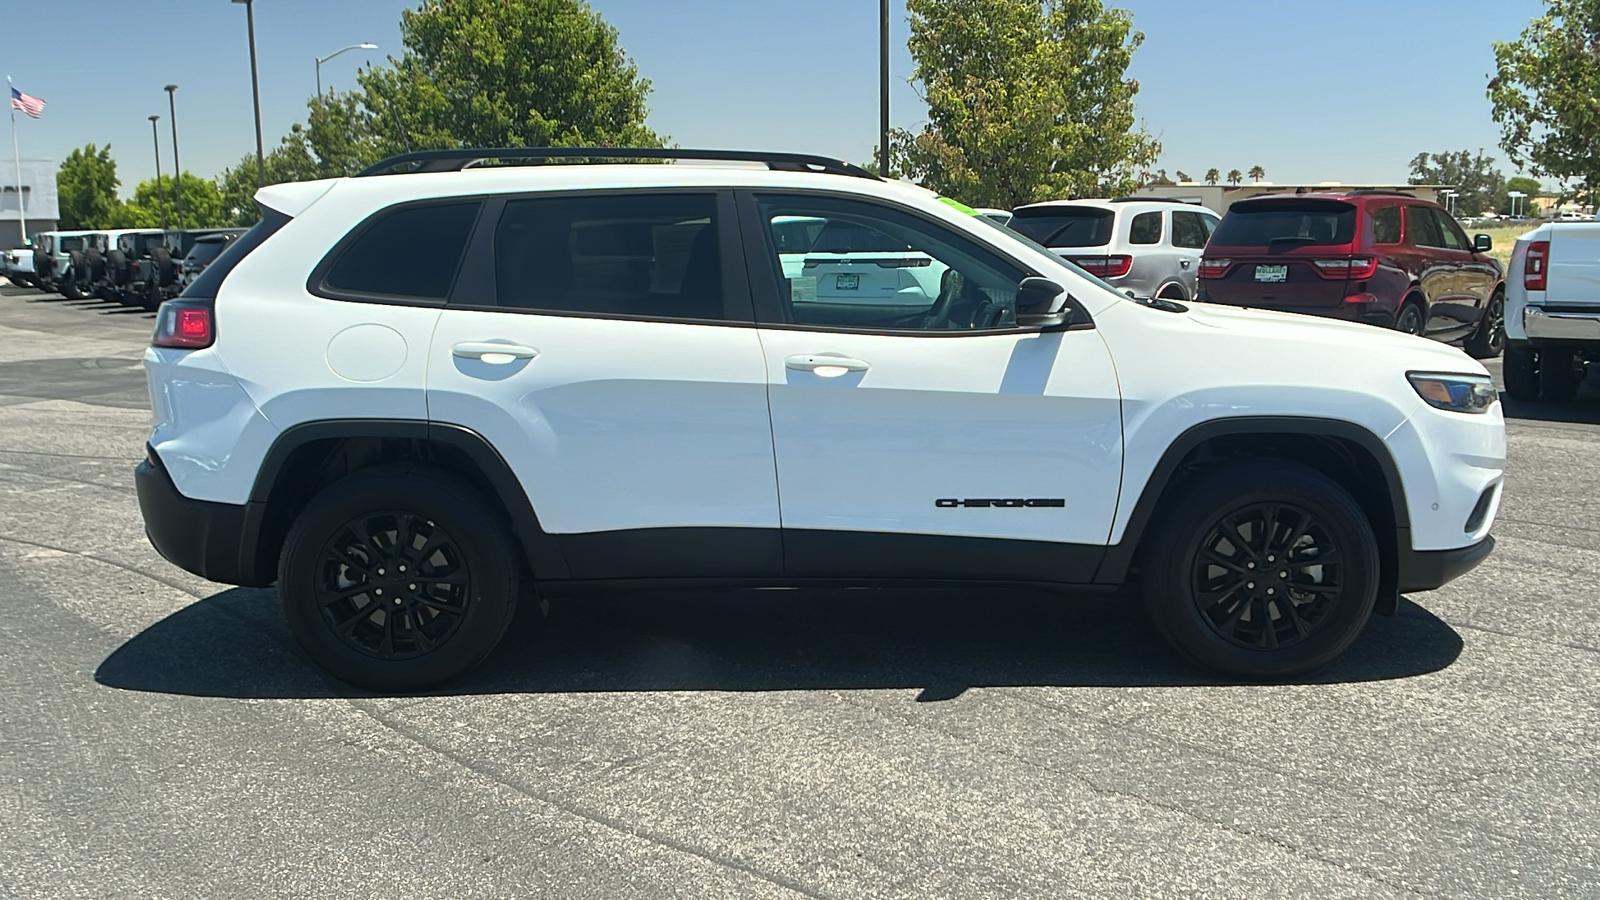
0 283 1596 899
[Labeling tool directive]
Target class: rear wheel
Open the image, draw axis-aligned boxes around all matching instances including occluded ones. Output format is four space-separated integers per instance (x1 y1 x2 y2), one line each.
1158 283 1187 301
1394 299 1425 336
278 466 520 691
1539 347 1581 401
1503 342 1538 401
1463 291 1505 359
1139 459 1380 679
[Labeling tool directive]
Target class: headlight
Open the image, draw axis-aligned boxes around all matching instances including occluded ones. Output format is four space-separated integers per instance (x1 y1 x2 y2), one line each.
1407 372 1498 414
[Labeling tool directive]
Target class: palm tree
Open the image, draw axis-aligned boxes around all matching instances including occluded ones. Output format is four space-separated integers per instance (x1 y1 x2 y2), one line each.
1227 169 1242 186
1248 165 1266 183
1205 168 1220 185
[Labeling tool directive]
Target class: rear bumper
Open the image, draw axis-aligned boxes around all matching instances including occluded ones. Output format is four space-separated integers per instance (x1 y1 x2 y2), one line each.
1522 307 1600 343
135 450 272 587
1397 535 1494 593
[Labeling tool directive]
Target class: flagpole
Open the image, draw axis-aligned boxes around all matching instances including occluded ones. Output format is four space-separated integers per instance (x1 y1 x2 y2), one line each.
8 77 23 247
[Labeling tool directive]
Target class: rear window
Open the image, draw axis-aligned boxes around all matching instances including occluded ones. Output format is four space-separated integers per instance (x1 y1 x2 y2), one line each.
322 201 479 300
1007 206 1114 247
808 220 912 254
1211 201 1357 247
185 239 228 265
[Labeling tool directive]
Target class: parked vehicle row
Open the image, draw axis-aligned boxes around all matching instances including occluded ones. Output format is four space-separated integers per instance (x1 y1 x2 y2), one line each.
4 227 245 309
1002 190 1507 359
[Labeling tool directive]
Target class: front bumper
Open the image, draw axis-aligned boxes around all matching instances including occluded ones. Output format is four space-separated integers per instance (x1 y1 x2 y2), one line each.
135 450 272 587
1397 535 1494 593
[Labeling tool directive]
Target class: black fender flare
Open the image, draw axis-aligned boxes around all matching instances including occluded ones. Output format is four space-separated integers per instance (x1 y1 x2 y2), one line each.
1094 416 1411 587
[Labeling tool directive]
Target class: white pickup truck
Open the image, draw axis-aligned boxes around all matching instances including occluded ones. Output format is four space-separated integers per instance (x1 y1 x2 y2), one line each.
1505 222 1600 399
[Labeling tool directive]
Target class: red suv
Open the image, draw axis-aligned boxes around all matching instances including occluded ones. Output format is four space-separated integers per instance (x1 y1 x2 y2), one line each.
1198 192 1506 357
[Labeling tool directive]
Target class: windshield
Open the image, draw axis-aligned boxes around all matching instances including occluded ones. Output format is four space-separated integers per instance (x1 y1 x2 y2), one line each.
1007 207 1115 247
1211 201 1357 247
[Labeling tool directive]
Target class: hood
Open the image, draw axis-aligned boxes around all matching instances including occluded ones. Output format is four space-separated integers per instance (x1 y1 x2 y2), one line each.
1176 299 1491 375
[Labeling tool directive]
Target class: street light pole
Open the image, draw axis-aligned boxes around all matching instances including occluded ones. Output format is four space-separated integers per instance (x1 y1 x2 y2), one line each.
165 84 183 230
879 0 890 177
233 0 265 186
316 43 378 99
148 116 168 230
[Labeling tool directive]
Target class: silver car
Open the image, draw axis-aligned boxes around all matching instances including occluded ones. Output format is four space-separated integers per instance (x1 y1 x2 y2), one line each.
1007 198 1220 301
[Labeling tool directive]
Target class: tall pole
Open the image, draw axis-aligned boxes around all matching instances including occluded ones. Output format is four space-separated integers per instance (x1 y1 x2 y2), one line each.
315 58 322 100
149 116 168 230
165 85 183 230
879 0 890 177
8 76 24 247
235 0 265 186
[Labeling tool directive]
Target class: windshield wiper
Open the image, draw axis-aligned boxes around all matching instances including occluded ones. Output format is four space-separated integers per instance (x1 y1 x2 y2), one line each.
1268 236 1317 245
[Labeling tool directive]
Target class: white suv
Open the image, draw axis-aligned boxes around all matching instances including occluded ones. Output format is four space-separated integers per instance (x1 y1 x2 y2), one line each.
135 149 1505 690
1007 198 1220 301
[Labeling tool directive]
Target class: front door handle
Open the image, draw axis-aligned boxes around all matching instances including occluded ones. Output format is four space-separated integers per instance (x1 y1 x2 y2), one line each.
785 354 870 375
452 341 539 362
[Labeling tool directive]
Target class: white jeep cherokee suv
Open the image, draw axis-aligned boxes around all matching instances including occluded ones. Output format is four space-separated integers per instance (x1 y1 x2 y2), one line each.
135 149 1505 690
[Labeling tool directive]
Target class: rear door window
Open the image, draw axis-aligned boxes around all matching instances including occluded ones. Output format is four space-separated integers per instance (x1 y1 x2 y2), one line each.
1371 207 1401 244
320 201 480 301
1171 211 1208 249
1128 211 1163 245
1210 201 1357 247
1407 206 1443 248
1006 206 1114 247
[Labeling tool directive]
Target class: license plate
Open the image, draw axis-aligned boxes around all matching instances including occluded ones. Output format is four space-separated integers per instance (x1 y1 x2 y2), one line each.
835 274 859 290
1254 265 1288 283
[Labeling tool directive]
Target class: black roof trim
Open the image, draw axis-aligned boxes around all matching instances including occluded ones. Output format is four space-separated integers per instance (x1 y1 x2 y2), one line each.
1345 189 1423 198
355 147 882 180
1111 196 1203 205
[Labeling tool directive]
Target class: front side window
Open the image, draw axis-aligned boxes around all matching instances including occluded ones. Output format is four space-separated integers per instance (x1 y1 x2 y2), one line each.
323 201 479 300
754 194 1027 332
1171 211 1208 249
1128 211 1163 245
1432 209 1467 251
493 193 728 320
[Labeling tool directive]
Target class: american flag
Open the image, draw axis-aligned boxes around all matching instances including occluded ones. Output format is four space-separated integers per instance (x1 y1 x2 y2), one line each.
10 87 44 119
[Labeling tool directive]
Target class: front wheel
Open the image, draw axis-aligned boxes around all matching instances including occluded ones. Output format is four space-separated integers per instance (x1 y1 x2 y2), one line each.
1139 459 1380 679
1463 292 1505 359
278 466 520 691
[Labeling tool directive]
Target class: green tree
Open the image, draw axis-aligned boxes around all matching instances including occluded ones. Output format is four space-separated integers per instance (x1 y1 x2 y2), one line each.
1500 175 1544 214
892 0 1160 208
1489 0 1600 205
358 0 663 152
1148 168 1174 186
56 144 121 229
1205 168 1220 185
1226 169 1242 185
1248 164 1265 182
1408 149 1505 217
216 140 322 227
115 173 228 228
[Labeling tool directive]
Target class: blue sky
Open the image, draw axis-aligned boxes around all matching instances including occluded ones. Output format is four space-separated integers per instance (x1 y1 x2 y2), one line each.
3 0 1549 198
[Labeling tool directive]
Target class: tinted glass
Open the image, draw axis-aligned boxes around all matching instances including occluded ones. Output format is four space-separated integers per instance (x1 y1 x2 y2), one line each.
325 202 478 299
1129 211 1163 245
1171 211 1208 249
1210 202 1357 246
1371 206 1401 244
185 240 227 265
182 208 291 299
1200 214 1219 238
756 193 1026 332
1407 206 1442 247
494 193 727 320
1007 207 1114 247
1432 209 1468 251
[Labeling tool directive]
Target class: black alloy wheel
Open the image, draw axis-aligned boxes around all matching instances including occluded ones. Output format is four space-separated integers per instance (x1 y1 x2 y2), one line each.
1394 302 1424 336
314 511 471 660
1190 502 1342 651
1464 292 1506 359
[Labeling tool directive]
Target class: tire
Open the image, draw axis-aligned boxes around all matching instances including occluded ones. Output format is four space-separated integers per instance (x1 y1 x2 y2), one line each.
106 249 128 286
59 265 82 300
1503 341 1538 401
153 246 176 288
278 466 520 691
1393 299 1425 336
1463 290 1506 359
1158 283 1186 301
1538 346 1580 401
1139 459 1380 680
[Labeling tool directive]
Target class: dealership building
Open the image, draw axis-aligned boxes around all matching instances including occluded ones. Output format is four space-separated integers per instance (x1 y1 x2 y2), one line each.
0 158 58 250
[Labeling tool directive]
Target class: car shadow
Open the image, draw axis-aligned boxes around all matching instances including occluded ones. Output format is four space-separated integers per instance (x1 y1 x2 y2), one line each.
95 585 1464 700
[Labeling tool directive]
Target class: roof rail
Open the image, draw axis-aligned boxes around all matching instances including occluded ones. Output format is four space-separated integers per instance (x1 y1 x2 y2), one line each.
1112 195 1199 205
355 147 882 180
1345 189 1420 197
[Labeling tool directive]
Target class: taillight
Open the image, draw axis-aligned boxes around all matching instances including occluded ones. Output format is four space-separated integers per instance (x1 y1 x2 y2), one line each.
1199 258 1232 279
151 301 214 349
1524 240 1549 291
1311 258 1378 280
1071 255 1132 278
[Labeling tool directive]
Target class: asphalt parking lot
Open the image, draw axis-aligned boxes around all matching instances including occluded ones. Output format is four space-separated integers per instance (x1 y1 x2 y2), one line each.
0 282 1597 899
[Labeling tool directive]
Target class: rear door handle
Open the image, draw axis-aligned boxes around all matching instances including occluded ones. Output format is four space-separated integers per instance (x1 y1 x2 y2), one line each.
785 354 870 375
452 341 539 362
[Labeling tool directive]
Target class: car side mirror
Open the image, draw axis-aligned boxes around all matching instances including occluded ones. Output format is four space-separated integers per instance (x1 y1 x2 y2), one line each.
1474 234 1492 253
1016 276 1074 328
